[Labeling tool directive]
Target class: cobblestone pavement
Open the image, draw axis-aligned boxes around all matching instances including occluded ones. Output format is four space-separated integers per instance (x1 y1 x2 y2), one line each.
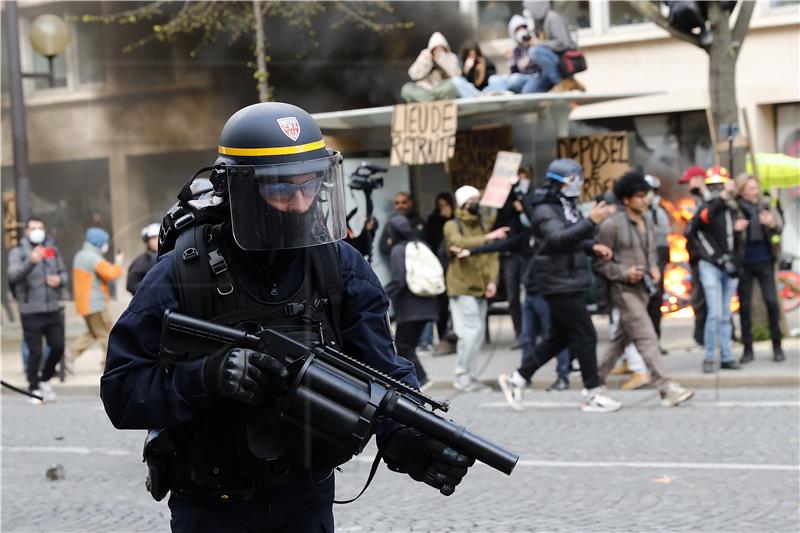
2 387 798 532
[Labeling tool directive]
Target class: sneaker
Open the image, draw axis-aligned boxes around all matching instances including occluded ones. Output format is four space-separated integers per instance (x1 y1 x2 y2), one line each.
453 379 492 393
498 372 525 411
702 360 715 374
38 380 57 403
660 382 695 407
547 377 569 391
581 388 622 413
609 361 631 376
740 346 755 364
28 389 44 405
620 372 650 390
720 360 742 370
434 341 456 357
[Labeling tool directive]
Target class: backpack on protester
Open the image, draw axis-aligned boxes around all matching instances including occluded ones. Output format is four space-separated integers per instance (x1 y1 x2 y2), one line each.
405 241 446 297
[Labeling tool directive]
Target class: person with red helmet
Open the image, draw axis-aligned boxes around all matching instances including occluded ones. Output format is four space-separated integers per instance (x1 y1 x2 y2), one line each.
680 164 710 346
686 166 743 373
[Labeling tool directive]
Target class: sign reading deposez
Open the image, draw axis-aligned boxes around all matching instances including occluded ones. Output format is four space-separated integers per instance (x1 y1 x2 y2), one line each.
557 131 632 202
390 101 458 166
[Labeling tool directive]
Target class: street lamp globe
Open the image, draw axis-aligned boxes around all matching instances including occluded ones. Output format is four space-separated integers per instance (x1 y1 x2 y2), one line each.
29 14 70 58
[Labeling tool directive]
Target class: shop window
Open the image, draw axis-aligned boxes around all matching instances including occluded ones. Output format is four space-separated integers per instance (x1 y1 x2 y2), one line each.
609 1 648 26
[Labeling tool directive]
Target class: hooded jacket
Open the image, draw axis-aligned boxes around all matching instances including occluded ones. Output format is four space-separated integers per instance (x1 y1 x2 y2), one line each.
443 208 499 297
524 0 575 53
523 186 597 295
7 236 69 315
407 32 461 91
507 15 538 75
385 215 439 324
73 241 123 316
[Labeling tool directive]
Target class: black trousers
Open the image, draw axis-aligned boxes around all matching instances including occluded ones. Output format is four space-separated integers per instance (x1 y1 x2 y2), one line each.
169 473 334 532
502 254 523 338
21 310 65 391
435 293 454 342
517 291 599 390
647 246 670 338
739 261 782 347
395 320 428 383
690 262 707 345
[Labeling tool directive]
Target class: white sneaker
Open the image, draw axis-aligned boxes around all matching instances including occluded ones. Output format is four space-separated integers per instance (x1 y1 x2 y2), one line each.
660 382 694 407
498 372 526 411
28 389 44 405
38 381 57 403
581 388 622 413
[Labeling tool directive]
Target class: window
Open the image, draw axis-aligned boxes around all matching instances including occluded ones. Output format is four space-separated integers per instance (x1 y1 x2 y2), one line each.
32 51 67 90
75 22 106 86
554 0 590 29
609 1 648 26
477 1 524 41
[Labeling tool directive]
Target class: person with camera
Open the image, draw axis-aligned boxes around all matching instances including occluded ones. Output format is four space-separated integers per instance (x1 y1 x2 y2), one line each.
686 166 743 373
594 170 694 407
680 165 710 346
733 174 785 363
7 216 69 402
127 223 160 295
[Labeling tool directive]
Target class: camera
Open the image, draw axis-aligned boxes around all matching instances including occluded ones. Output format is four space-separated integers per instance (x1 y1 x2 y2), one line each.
641 272 658 298
348 163 385 193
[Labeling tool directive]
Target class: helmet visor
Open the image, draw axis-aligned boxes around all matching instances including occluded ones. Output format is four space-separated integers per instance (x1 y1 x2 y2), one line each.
227 153 347 250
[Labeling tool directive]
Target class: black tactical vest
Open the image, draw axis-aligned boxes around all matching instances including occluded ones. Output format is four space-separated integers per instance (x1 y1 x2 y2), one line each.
170 224 351 483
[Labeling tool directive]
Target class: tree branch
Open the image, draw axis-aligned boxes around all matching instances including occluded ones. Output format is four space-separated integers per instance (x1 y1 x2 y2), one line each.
731 0 756 56
627 0 704 49
333 2 394 32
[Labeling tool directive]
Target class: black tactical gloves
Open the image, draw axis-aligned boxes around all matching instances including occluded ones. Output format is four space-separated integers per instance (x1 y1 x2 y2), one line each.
203 348 289 405
382 427 475 496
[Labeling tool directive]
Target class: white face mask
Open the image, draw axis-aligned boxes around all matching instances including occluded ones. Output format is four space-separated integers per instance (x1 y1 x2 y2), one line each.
515 29 531 44
561 175 584 198
28 228 46 245
100 243 110 254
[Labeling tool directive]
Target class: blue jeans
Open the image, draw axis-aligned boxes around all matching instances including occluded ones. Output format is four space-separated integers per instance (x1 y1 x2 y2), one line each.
521 293 570 380
527 45 563 92
698 259 738 362
484 73 539 94
450 76 481 98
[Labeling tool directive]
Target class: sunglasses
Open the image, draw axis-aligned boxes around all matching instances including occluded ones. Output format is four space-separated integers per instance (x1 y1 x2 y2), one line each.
260 176 322 201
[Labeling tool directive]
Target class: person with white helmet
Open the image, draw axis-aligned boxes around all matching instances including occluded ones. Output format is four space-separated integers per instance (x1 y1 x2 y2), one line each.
126 223 160 295
443 185 509 391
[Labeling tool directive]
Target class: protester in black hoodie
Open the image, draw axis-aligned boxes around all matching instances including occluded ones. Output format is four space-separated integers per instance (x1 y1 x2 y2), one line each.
497 158 621 413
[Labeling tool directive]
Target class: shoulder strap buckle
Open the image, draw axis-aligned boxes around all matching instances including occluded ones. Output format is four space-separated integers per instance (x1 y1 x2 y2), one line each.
182 248 199 262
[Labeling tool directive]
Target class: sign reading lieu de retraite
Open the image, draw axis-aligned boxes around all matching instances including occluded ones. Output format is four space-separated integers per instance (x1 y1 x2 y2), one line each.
391 101 458 166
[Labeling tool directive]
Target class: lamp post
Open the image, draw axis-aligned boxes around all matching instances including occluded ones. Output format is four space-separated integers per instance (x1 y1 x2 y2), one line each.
3 2 69 229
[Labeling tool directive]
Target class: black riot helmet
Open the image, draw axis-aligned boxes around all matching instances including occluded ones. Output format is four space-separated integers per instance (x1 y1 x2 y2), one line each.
214 102 347 251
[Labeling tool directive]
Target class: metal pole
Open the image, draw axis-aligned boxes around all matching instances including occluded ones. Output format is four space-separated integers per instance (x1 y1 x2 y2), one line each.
4 0 33 224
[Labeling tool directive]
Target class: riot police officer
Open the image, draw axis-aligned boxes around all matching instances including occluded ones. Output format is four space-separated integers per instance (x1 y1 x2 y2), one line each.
100 102 475 532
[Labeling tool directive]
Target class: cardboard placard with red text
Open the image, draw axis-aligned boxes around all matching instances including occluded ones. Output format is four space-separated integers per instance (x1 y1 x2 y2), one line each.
479 151 523 208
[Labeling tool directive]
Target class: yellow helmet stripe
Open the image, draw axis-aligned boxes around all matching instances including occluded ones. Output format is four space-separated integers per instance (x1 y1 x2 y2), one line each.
218 139 326 157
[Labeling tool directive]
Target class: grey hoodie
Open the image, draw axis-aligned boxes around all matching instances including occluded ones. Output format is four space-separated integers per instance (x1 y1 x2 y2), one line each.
7 237 68 315
523 1 575 53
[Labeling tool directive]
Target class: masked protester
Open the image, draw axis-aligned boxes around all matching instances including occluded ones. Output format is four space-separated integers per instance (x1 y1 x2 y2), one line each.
498 159 622 413
444 186 507 391
71 227 123 366
127 223 160 295
685 166 743 373
484 15 541 94
733 174 785 363
100 103 475 532
7 217 68 403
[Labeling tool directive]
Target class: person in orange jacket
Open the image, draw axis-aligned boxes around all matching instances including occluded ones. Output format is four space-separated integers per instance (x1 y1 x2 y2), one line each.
71 227 123 363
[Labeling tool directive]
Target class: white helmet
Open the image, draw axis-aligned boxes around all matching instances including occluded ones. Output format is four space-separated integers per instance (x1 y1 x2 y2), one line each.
141 223 160 242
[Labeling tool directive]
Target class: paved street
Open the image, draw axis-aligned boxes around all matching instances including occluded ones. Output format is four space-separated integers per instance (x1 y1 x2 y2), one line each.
2 387 798 532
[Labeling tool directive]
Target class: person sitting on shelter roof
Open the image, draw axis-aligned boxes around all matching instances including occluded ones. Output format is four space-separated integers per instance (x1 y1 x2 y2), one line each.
483 14 542 94
523 0 585 93
401 32 481 102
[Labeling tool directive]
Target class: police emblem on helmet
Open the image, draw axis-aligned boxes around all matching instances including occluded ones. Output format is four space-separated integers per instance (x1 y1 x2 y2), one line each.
277 117 301 141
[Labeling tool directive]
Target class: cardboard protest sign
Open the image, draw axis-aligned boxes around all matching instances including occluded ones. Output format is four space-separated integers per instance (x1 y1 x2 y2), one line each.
448 125 513 190
480 151 523 208
390 101 458 166
557 131 632 202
